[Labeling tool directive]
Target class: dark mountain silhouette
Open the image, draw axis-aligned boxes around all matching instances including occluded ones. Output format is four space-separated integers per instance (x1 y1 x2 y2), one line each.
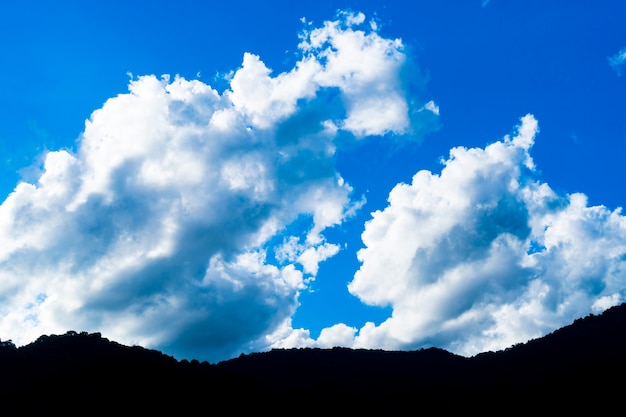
1 304 625 413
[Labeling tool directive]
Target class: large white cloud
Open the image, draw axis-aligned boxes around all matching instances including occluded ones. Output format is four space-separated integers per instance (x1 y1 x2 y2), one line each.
305 114 626 355
0 12 433 362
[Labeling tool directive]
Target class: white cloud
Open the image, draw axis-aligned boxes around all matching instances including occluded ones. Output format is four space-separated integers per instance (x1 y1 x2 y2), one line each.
263 318 315 349
0 11 434 363
316 323 358 348
264 316 357 350
303 114 626 356
609 47 626 75
275 237 340 276
592 293 623 313
421 100 440 116
299 14 411 137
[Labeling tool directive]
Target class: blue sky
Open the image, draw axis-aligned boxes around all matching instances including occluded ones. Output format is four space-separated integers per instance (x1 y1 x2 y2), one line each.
1 1 626 362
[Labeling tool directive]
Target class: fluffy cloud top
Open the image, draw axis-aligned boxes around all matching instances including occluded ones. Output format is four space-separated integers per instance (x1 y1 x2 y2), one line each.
331 114 626 355
0 12 430 362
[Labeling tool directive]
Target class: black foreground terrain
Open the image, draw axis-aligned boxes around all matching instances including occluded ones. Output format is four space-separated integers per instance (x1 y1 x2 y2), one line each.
1 303 625 413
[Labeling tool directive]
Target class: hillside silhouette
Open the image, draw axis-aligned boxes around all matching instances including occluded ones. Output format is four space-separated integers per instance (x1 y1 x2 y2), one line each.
2 304 625 413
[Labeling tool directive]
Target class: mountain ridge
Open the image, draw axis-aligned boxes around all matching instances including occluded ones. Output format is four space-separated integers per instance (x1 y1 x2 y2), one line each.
2 303 625 412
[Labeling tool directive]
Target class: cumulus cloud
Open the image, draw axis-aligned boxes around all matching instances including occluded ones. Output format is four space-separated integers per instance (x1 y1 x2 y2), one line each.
304 114 626 356
298 11 411 137
0 11 434 362
316 323 358 348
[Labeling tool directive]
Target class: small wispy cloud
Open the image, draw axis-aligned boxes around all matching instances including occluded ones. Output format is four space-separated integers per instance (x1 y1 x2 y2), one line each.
421 100 440 116
482 0 491 8
609 47 626 76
